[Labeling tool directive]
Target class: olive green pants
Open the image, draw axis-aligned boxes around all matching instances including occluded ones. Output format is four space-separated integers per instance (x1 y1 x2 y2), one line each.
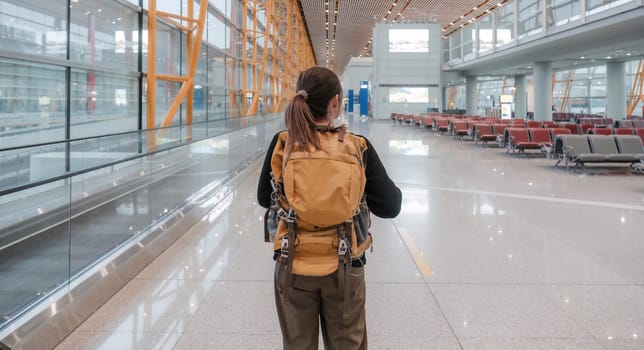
274 262 367 350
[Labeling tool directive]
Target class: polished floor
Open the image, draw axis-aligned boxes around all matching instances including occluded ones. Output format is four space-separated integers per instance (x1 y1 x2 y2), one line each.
55 117 644 350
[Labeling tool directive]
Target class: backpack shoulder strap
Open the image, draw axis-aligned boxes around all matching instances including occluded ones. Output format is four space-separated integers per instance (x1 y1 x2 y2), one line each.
270 131 289 181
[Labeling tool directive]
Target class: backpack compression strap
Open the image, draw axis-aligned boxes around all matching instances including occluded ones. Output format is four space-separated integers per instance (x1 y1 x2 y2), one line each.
314 124 346 142
337 220 352 320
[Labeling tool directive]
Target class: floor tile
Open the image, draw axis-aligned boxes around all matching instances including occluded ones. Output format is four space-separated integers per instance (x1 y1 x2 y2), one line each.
77 279 214 333
430 284 587 338
459 336 604 350
366 283 454 337
55 330 180 350
543 284 644 343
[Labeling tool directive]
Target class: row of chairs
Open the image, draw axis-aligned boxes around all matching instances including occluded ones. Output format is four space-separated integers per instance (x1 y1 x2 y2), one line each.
553 113 604 122
553 135 644 168
442 119 559 138
505 128 572 154
469 123 558 146
391 111 644 171
576 117 614 126
615 119 644 128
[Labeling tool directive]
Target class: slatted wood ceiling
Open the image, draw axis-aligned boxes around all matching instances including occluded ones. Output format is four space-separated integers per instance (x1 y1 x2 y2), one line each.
299 0 493 74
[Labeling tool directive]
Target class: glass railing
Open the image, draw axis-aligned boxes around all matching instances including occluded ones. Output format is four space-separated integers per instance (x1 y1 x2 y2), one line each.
444 0 640 65
0 114 284 332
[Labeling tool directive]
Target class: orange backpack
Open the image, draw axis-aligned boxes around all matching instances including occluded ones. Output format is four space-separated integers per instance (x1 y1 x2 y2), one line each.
269 125 369 277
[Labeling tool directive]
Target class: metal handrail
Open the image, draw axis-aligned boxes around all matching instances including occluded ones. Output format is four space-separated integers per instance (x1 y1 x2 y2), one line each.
0 114 280 197
0 117 224 153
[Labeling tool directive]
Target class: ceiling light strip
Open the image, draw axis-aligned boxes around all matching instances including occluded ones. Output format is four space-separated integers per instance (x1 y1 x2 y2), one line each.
442 0 510 37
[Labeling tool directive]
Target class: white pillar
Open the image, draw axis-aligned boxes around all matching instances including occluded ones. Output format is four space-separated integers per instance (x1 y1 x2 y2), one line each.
514 75 527 119
533 61 552 121
606 61 626 119
466 76 478 116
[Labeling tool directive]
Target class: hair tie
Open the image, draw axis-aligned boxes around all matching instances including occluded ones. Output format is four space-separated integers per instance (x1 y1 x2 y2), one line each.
296 90 308 100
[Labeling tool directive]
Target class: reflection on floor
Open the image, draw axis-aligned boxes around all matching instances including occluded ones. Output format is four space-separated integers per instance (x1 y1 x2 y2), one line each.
55 117 644 350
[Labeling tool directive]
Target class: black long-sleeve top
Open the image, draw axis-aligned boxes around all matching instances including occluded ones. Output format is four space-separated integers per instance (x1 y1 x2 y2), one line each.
257 132 402 219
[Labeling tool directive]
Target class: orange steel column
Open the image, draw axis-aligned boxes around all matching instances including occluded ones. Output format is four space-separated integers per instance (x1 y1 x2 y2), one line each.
241 0 248 116
146 0 158 150
627 60 643 117
248 1 272 116
186 0 194 127
146 0 206 148
560 70 574 113
277 1 293 111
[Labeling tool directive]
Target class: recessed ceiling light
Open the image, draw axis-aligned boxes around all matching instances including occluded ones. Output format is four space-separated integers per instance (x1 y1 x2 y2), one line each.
626 53 631 56
580 56 585 59
606 56 611 59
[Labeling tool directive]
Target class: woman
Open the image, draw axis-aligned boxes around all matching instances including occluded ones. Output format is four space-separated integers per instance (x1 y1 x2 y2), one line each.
257 67 401 350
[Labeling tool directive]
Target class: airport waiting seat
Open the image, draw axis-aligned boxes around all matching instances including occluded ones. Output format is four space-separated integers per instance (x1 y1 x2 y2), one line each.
632 120 644 128
637 128 644 144
421 115 435 128
474 124 497 145
435 118 450 134
614 135 644 162
555 135 644 168
549 128 572 139
616 120 635 128
614 128 635 136
581 124 595 134
526 121 541 128
529 128 552 147
588 135 631 162
451 120 469 139
589 128 612 135
554 135 608 167
542 121 557 128
507 128 540 153
561 123 580 135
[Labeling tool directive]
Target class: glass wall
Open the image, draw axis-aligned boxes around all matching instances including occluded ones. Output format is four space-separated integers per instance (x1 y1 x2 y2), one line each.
478 15 494 56
546 0 581 28
553 66 607 114
517 0 542 40
626 60 644 117
0 0 67 58
0 0 300 194
452 60 643 117
0 59 66 147
477 77 516 113
445 0 638 64
462 26 475 61
0 0 274 147
495 3 515 48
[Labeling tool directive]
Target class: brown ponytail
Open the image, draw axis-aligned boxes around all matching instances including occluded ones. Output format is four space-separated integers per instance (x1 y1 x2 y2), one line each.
284 67 343 154
284 93 323 153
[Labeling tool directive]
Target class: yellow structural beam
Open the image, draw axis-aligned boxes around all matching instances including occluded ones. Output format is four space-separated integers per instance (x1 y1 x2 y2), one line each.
627 59 643 117
552 69 573 113
146 0 316 140
146 0 207 149
557 69 574 113
238 0 315 117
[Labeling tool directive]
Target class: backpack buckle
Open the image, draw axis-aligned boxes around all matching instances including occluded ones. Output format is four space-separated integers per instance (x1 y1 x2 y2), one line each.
280 236 289 259
286 208 296 223
338 236 349 256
